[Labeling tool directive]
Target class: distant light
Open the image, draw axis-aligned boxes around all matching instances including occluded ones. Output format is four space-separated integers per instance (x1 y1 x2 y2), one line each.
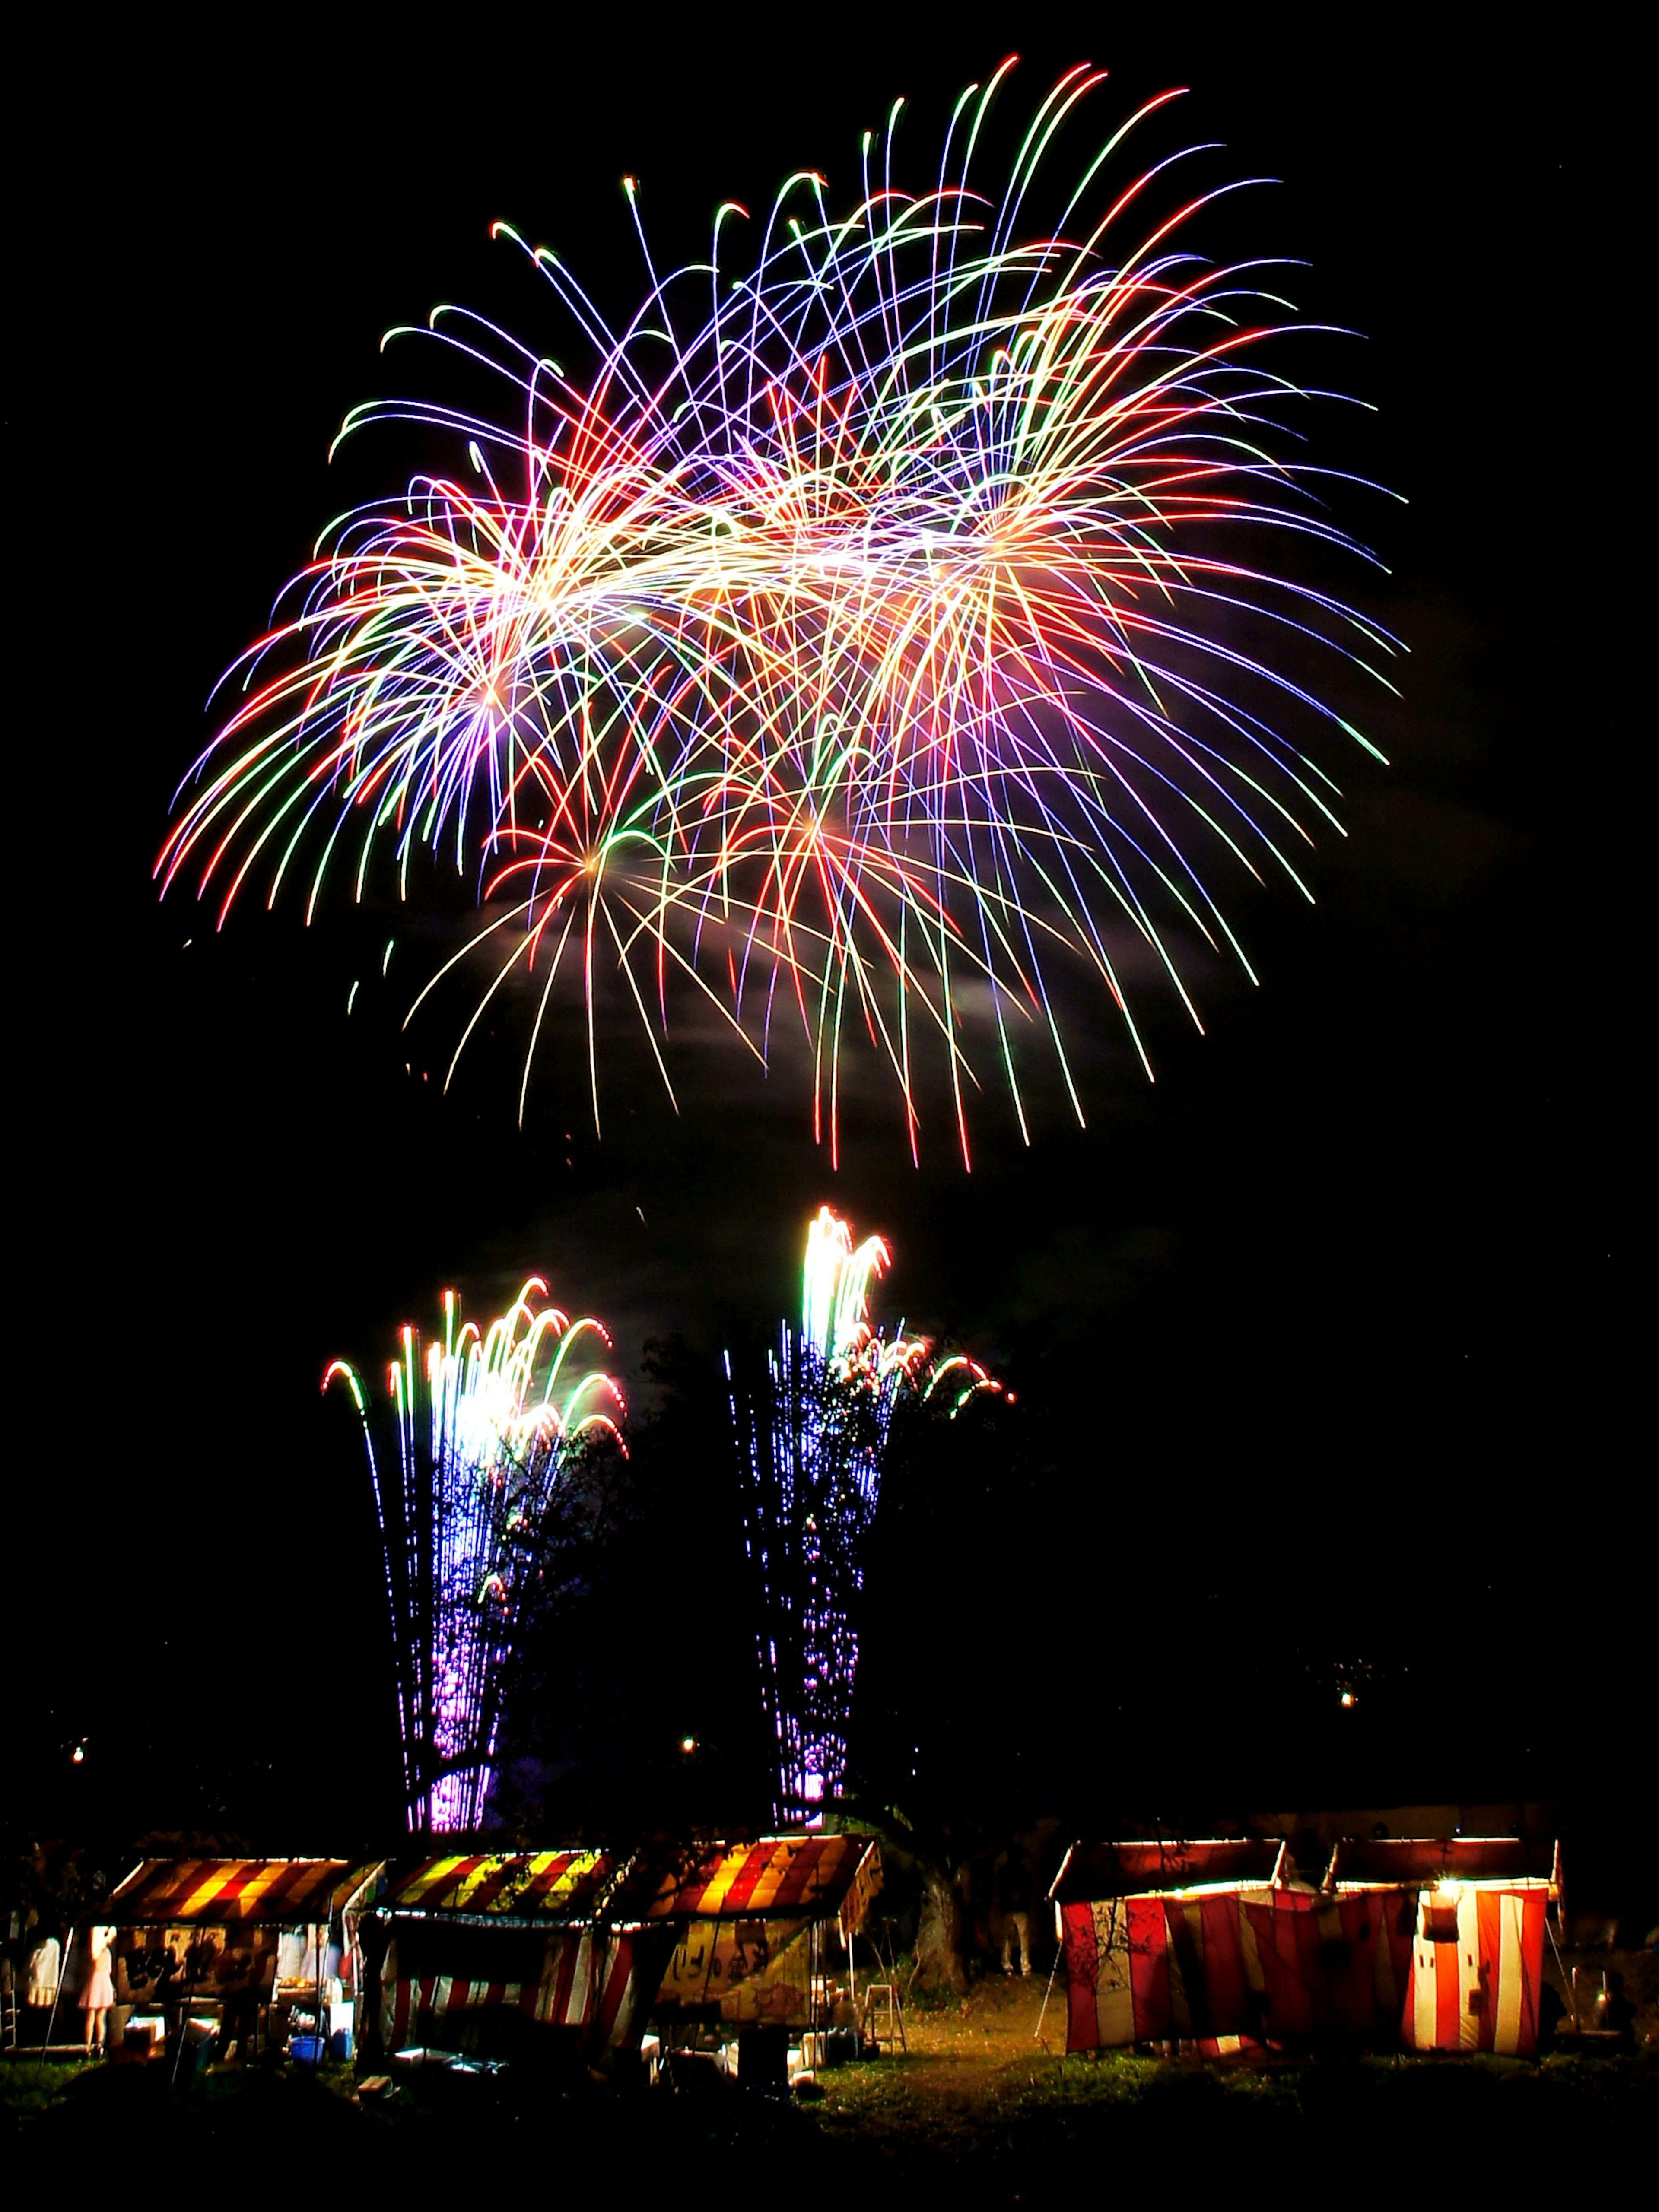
681 1736 696 1755
71 1744 85 1764
1339 1689 1356 1708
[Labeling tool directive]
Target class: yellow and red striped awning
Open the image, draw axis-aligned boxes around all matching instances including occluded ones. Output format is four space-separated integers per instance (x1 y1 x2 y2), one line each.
97 1859 379 1926
382 1850 617 1919
637 1835 877 1923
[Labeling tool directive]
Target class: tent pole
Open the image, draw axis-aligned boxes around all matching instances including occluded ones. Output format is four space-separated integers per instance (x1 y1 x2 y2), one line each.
36 1929 68 2084
1545 1913 1574 2030
1033 1935 1063 2049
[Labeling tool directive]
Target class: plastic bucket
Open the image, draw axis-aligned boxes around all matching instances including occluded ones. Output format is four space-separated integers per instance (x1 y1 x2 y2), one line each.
289 2035 324 2065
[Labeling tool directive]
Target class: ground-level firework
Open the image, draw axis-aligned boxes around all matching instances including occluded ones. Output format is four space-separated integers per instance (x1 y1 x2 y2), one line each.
327 1283 623 1831
159 64 1395 1155
731 1206 998 1823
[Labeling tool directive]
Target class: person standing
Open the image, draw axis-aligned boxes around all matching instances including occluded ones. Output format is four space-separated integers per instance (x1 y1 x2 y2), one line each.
25 1932 60 2012
80 1926 116 2055
996 1852 1033 1978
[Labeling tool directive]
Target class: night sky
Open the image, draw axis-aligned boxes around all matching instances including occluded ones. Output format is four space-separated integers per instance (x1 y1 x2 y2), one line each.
13 21 1638 1866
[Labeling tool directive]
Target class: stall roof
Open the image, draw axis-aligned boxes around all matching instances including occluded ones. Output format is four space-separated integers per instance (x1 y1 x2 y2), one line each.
95 1859 379 1926
1049 1838 1287 1904
381 1850 620 1921
636 1834 877 1923
1324 1836 1559 1892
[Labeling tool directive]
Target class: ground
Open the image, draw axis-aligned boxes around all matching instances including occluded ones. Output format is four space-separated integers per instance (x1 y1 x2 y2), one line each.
6 1960 1655 2195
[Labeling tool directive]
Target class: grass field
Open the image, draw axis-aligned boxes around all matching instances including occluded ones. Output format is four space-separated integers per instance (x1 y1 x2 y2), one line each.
7 1973 1653 2196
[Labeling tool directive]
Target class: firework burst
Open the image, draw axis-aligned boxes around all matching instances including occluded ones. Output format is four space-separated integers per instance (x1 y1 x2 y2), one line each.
160 62 1396 1157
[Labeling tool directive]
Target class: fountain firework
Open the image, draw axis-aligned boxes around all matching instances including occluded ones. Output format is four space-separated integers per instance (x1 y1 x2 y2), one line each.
327 1282 623 1831
730 1206 998 1820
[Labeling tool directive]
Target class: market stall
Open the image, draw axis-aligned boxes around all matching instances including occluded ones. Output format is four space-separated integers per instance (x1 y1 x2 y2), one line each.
1050 1838 1294 2054
1052 1833 1562 2057
1323 1834 1560 2056
638 1833 883 2082
368 1849 663 2071
86 1858 382 2063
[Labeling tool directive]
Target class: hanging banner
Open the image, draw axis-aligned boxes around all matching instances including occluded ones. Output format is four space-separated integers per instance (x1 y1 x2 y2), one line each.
654 1916 814 2025
838 1844 884 1942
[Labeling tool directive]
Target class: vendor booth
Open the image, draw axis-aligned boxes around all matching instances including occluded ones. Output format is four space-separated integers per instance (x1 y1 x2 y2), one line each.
638 1833 882 2083
369 1835 884 2083
88 1858 382 2062
1051 1838 1294 2054
1323 1835 1560 2057
368 1850 664 2070
1053 1834 1561 2057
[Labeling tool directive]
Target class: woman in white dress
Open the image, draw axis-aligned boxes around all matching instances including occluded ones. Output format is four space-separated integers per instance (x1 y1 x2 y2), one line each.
79 1926 117 2053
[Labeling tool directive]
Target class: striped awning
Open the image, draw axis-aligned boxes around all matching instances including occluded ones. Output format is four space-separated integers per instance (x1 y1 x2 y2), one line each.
1050 1838 1286 1903
636 1835 877 1924
382 1851 618 1920
96 1859 379 1926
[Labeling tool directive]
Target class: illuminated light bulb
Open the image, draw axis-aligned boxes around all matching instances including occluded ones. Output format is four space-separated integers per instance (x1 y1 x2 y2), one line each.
72 1744 85 1764
681 1736 696 1755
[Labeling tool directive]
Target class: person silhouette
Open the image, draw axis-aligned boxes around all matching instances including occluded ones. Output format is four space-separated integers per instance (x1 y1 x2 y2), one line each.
996 1851 1033 1977
80 1926 116 2054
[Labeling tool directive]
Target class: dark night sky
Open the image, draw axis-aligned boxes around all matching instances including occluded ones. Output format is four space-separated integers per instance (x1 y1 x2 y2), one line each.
11 16 1641 1857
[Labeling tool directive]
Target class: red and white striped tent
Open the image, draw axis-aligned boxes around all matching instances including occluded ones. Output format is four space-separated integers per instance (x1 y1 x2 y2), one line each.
1054 1834 1561 2058
375 1850 664 2062
1051 1838 1297 2054
1325 1836 1560 2058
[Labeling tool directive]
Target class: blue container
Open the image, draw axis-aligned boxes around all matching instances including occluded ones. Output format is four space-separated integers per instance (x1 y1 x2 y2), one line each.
329 2028 353 2062
289 2035 324 2065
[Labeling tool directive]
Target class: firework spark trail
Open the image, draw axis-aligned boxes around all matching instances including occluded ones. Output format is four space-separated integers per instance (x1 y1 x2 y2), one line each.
159 64 1398 1154
731 1205 998 1822
327 1282 623 1832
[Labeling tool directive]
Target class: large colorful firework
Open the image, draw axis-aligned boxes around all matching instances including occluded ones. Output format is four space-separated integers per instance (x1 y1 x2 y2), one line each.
160 63 1394 1155
730 1206 998 1821
328 1283 623 1831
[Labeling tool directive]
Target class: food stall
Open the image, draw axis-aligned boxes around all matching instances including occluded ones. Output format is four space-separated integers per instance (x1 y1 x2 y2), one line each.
1323 1834 1561 2056
366 1849 665 2073
1052 1832 1562 2056
1049 1837 1295 2054
88 1858 382 2063
639 1833 884 2084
